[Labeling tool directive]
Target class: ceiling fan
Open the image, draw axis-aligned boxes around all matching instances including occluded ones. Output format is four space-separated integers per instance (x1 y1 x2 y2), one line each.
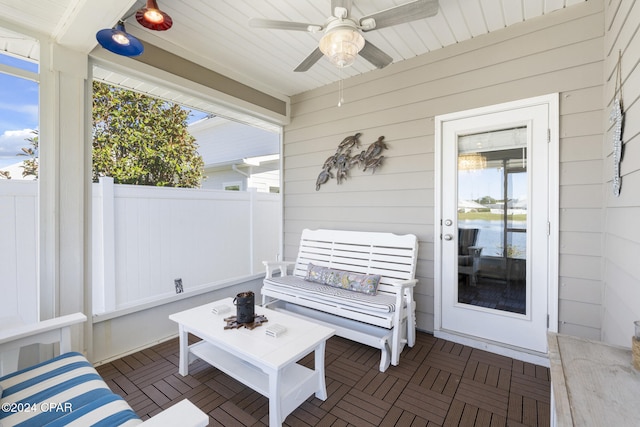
249 0 439 72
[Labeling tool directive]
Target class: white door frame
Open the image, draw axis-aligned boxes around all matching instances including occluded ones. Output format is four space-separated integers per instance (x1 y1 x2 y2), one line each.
433 94 559 366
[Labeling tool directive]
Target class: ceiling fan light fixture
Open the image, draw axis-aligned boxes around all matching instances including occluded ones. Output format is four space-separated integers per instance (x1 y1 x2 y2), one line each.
96 21 144 57
458 152 487 171
136 0 173 31
319 28 365 68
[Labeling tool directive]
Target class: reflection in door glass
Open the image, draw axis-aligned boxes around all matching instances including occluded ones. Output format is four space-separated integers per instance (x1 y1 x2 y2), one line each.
456 128 527 315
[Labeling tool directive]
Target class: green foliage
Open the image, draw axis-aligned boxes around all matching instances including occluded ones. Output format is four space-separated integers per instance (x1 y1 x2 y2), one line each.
92 81 203 187
476 195 497 205
458 212 527 221
496 243 524 258
18 130 39 179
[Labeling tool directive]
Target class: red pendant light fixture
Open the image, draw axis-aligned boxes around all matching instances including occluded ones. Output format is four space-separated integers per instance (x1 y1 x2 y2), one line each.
136 0 173 31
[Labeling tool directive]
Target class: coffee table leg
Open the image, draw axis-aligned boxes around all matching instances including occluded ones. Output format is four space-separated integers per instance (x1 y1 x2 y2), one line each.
315 341 328 400
177 324 189 376
268 369 282 427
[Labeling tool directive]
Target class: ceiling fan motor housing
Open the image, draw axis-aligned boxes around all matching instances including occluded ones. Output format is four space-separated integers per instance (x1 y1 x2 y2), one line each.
319 20 365 68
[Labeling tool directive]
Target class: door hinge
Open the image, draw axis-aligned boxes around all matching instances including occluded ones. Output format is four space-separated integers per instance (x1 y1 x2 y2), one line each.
547 314 550 328
547 221 551 236
547 128 551 143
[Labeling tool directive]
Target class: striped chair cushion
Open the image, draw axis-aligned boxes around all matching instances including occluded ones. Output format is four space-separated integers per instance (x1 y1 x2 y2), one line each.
0 352 141 427
263 275 397 313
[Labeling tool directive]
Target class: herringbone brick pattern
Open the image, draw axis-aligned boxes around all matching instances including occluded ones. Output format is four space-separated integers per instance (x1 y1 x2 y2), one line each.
96 332 550 426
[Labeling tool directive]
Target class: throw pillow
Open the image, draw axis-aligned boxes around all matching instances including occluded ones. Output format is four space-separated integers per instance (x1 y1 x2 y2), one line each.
305 263 381 295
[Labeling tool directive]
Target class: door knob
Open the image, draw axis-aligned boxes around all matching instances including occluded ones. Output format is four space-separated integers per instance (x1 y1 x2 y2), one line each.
444 219 453 226
443 234 453 240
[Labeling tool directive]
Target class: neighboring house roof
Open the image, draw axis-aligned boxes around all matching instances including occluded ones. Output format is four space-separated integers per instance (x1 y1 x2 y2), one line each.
188 116 279 168
0 161 36 180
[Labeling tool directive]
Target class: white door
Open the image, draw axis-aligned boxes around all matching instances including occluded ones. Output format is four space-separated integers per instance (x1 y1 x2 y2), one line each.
435 95 558 357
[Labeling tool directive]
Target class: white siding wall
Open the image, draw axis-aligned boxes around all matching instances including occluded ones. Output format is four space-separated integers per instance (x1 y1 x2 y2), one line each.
284 1 605 335
601 1 640 347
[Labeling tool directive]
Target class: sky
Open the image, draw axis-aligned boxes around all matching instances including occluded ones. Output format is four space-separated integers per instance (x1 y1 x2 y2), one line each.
0 51 211 172
458 167 527 202
0 53 38 169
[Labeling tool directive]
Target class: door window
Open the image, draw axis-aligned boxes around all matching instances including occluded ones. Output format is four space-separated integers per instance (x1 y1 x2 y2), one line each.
457 128 527 315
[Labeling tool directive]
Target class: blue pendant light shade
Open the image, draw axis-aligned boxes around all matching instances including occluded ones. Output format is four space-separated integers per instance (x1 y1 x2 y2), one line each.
96 21 144 57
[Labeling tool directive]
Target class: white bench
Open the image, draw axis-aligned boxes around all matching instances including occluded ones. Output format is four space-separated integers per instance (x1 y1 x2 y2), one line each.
262 228 419 372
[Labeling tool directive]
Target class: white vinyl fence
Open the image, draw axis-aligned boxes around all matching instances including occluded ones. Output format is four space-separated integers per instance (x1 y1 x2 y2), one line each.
92 178 281 313
0 178 281 319
0 181 38 326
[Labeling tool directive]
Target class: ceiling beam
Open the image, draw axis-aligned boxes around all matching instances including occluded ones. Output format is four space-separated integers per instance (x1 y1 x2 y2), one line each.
55 0 140 54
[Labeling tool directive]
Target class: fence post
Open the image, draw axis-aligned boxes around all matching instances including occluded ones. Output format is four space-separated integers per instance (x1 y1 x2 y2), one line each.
94 177 116 313
249 187 256 274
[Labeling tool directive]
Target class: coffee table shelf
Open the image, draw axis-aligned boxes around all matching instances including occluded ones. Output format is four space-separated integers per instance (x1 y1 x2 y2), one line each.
170 298 334 426
189 340 319 411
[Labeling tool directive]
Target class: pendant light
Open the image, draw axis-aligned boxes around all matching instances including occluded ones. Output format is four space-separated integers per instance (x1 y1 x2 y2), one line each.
136 0 173 31
96 21 144 57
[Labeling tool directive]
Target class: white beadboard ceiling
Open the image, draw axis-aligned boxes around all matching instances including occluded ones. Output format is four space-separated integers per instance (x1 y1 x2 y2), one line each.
0 0 587 97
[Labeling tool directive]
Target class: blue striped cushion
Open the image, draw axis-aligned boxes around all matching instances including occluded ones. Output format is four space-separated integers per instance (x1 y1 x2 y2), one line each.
44 393 141 426
0 352 141 427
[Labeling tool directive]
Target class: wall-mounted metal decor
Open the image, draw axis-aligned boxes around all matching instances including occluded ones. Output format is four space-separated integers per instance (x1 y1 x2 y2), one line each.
610 51 624 197
315 133 388 191
611 97 623 197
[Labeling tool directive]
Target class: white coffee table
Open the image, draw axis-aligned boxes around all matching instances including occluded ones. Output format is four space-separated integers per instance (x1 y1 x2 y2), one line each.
169 297 335 427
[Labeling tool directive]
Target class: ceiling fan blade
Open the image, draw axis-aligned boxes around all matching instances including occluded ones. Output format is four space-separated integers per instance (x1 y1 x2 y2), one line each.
359 41 393 69
294 48 325 72
331 0 353 18
249 18 322 32
359 0 439 32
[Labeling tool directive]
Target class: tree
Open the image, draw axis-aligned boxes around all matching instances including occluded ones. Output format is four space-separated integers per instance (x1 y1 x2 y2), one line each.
19 130 39 179
92 81 203 187
0 130 38 180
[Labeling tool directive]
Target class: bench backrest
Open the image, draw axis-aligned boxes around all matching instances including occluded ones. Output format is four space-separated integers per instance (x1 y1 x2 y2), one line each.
292 229 419 295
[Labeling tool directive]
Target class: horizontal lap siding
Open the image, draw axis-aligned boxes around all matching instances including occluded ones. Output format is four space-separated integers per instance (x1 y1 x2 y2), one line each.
601 1 640 347
284 1 605 334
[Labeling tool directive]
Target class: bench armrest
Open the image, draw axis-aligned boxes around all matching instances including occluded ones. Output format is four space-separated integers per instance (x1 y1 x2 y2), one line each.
389 279 418 291
140 399 208 427
0 312 87 355
262 261 295 278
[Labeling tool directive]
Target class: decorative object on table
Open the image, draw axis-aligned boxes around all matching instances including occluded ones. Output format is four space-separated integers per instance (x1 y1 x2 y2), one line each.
211 305 231 315
233 291 255 323
265 323 287 337
610 50 624 197
315 133 388 190
224 314 268 330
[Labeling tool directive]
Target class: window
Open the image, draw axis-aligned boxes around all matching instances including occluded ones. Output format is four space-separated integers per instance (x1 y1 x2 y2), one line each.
0 51 39 180
0 29 40 325
224 182 242 191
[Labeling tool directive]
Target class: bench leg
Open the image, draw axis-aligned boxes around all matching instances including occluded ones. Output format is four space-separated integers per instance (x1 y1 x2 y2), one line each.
407 300 416 347
379 337 391 372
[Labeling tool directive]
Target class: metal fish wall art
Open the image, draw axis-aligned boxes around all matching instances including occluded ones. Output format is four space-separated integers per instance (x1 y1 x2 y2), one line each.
315 133 388 191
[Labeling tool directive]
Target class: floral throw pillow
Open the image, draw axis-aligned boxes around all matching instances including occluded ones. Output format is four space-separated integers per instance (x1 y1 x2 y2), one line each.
305 263 381 295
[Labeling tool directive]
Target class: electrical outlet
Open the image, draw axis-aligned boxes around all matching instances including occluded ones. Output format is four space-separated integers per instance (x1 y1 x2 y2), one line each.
174 278 183 294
